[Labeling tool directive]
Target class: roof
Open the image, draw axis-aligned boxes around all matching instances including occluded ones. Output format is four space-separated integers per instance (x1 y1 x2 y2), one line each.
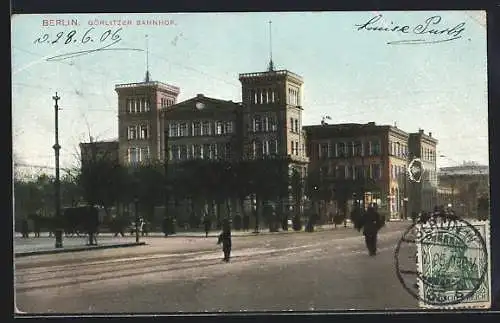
239 69 303 83
439 165 489 176
164 94 241 115
302 122 407 138
114 81 180 94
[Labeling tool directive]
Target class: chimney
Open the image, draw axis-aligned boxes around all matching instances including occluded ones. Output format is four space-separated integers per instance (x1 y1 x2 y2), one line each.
367 122 375 126
419 129 424 134
197 94 204 98
428 132 432 137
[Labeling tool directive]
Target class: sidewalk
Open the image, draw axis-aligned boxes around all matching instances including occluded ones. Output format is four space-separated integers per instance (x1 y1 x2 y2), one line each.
14 236 146 258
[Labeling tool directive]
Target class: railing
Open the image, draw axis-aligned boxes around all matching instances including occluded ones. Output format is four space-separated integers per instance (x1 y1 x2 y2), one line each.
239 70 303 81
115 81 180 93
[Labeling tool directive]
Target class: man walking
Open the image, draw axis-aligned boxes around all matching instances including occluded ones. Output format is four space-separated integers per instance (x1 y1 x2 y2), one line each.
360 204 384 256
217 218 232 262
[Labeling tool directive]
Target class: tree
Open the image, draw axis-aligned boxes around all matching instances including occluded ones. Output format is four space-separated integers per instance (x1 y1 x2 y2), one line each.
78 157 125 217
130 161 166 226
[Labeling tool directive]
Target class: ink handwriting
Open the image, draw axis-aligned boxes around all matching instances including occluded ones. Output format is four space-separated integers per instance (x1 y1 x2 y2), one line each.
354 15 466 45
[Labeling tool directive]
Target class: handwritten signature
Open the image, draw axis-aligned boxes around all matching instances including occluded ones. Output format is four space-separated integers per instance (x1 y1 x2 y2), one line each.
33 27 142 61
354 14 466 45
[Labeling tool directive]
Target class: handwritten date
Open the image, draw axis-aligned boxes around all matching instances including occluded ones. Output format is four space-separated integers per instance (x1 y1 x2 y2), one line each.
34 28 122 46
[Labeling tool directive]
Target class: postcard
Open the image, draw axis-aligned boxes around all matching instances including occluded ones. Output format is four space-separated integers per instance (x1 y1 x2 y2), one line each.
12 11 491 313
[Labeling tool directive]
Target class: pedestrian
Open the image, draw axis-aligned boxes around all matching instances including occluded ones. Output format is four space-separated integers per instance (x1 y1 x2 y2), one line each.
351 202 363 232
411 211 418 224
217 218 232 262
203 214 211 238
21 217 29 238
360 204 384 256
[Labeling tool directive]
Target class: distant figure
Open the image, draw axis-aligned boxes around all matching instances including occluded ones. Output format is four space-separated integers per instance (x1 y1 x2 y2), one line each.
162 216 169 237
411 211 418 224
138 217 145 236
351 202 363 232
360 205 384 256
217 218 232 262
21 218 30 238
203 215 211 238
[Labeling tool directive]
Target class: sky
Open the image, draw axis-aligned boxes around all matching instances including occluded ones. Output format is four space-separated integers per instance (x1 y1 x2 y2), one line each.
11 11 488 174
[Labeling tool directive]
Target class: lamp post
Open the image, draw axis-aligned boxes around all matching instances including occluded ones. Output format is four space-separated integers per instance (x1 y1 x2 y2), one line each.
52 93 63 248
134 197 139 243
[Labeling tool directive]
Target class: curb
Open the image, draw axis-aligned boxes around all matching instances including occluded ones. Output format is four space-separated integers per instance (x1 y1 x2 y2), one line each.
162 226 345 238
14 242 147 258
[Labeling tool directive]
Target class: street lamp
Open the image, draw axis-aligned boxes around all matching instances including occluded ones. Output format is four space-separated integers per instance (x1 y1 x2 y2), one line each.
134 197 140 243
52 93 63 249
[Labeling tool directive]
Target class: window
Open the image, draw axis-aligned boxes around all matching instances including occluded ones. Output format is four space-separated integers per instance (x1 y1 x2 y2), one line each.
347 142 354 157
144 99 150 112
294 119 299 133
269 116 277 131
193 144 202 159
295 142 299 156
269 140 277 155
216 143 225 159
391 165 395 179
254 115 262 132
271 89 275 103
202 121 211 136
251 90 256 104
179 123 188 136
372 164 381 180
216 121 224 135
180 145 188 160
140 124 149 139
225 143 231 160
128 126 137 140
140 147 150 162
345 165 350 179
354 141 362 156
397 142 401 157
170 145 179 160
290 118 294 133
169 123 178 137
134 99 139 113
128 147 140 164
363 141 370 156
185 145 192 159
320 143 328 159
210 144 218 159
263 140 269 155
202 144 210 159
262 89 267 104
355 165 364 180
192 122 201 136
126 99 133 113
224 121 233 134
337 142 346 157
253 140 262 158
372 140 381 155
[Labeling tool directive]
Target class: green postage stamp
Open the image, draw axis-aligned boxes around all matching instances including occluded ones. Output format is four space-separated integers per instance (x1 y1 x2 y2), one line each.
415 217 491 309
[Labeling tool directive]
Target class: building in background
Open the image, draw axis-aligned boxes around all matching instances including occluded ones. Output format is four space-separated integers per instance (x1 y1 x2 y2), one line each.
303 122 412 220
79 140 119 166
438 163 489 218
407 129 438 215
239 69 309 178
115 79 180 165
164 94 244 163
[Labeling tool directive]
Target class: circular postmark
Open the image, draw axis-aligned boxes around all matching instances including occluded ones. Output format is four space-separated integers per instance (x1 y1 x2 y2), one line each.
394 213 488 306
